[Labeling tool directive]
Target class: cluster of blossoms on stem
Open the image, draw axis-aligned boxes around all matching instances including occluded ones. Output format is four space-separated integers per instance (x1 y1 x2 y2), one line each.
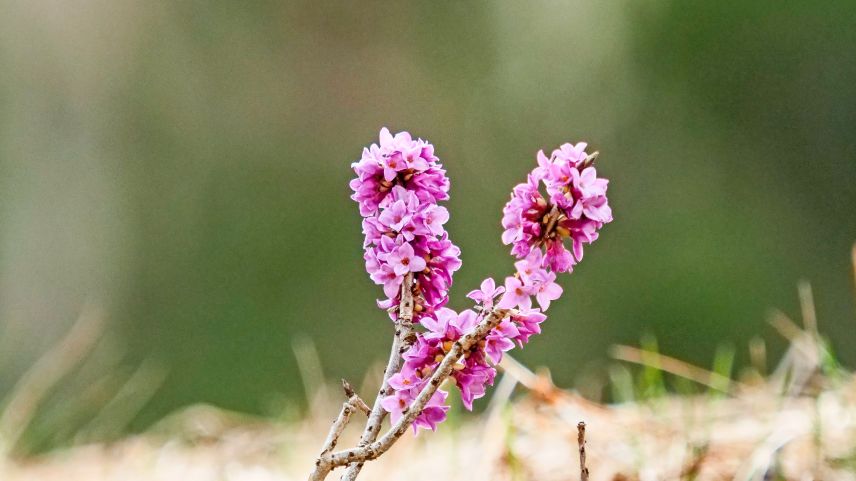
350 128 461 321
381 272 551 431
502 142 613 272
351 132 612 433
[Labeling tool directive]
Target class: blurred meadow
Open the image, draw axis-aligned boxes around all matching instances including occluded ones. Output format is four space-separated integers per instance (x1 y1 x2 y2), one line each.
1 0 855 459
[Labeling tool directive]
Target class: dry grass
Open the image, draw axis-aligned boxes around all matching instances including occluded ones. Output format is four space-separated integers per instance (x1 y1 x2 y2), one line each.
4 313 856 481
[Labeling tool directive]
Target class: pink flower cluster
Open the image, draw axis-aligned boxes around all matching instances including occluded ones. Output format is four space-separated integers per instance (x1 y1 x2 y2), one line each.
501 142 612 272
350 128 461 321
352 132 611 433
381 271 551 432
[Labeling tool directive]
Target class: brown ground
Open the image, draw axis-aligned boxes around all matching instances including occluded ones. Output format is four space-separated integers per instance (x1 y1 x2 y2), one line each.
5 347 855 481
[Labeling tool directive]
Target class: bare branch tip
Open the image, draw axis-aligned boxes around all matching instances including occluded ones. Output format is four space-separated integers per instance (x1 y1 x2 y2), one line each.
577 421 589 481
341 379 356 398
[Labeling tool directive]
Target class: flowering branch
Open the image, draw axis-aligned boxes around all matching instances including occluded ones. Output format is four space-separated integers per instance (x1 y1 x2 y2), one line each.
309 307 509 480
307 128 613 481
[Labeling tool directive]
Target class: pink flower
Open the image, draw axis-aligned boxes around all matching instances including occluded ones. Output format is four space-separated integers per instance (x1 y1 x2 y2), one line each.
388 371 423 392
380 390 413 425
369 263 403 299
497 276 534 310
545 238 576 272
351 127 449 217
552 142 588 167
531 269 563 311
485 332 515 364
386 243 427 276
411 390 450 432
492 318 521 339
453 364 495 410
466 277 505 309
377 199 412 233
420 205 450 236
513 249 543 281
420 307 458 340
484 319 521 363
510 309 547 346
422 308 479 341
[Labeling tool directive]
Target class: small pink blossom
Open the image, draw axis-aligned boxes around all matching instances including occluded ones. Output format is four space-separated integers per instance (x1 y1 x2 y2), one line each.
484 319 521 364
453 364 494 410
497 276 534 310
466 277 505 309
532 269 563 311
380 390 412 425
377 199 412 233
388 371 423 392
509 309 547 346
369 263 403 299
411 390 450 432
386 243 427 276
485 332 515 364
420 205 450 236
513 249 543 281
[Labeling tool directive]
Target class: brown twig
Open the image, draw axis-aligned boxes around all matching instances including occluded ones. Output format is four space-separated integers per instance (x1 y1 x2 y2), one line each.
309 307 509 481
341 379 371 416
316 401 356 459
314 380 373 464
338 273 415 481
577 422 589 481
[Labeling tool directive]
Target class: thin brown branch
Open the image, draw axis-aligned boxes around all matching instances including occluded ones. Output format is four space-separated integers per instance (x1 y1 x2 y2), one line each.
338 273 415 481
310 308 509 480
577 421 589 481
341 379 371 416
316 401 356 460
313 381 373 467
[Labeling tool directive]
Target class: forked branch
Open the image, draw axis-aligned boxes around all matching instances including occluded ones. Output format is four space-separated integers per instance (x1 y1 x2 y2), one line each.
309 307 509 481
315 380 371 461
338 273 415 481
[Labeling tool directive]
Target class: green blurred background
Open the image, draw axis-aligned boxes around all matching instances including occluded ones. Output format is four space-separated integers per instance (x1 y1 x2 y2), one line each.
1 0 855 447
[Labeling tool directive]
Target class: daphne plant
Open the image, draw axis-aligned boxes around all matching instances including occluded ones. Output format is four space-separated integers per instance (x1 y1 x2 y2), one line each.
308 128 612 481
